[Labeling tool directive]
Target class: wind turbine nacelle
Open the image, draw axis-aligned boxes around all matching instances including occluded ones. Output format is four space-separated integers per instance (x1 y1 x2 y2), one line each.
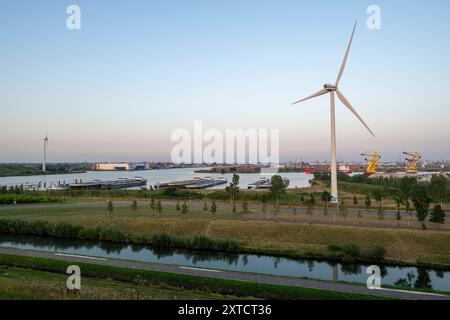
323 84 337 91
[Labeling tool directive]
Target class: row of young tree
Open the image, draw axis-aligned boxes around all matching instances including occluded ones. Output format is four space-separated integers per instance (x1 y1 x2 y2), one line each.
106 198 221 216
314 172 450 204
279 189 446 228
104 173 287 217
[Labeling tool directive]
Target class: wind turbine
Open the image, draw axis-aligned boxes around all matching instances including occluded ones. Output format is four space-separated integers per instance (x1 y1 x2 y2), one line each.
42 133 48 173
292 21 375 203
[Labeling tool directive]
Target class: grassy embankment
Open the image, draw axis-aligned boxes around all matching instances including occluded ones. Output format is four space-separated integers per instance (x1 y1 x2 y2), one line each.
0 253 386 300
0 195 61 205
0 164 86 177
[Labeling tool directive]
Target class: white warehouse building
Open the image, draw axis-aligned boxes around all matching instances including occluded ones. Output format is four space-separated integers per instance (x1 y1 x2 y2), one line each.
93 163 135 171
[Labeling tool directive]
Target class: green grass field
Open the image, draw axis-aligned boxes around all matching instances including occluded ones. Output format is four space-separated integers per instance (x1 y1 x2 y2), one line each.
0 265 252 300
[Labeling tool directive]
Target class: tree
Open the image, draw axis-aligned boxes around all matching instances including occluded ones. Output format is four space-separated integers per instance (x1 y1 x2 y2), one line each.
210 201 217 216
394 196 403 221
309 193 316 205
181 201 189 214
377 205 384 220
365 194 372 208
300 194 305 203
339 199 348 218
261 197 267 215
405 199 411 214
399 176 418 200
150 198 155 210
372 189 383 202
225 173 240 207
270 175 286 209
306 204 314 223
321 191 332 203
176 201 180 211
429 174 448 206
156 200 162 214
405 198 412 226
372 188 385 209
411 184 431 229
131 200 138 211
429 204 445 225
321 191 331 216
353 196 358 205
107 200 114 216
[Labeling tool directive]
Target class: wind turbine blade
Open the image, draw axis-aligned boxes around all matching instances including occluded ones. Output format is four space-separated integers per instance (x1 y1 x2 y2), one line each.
336 90 375 137
292 89 328 105
335 21 357 86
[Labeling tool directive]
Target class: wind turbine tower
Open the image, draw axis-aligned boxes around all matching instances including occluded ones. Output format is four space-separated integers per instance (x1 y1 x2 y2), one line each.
42 134 48 172
292 22 375 203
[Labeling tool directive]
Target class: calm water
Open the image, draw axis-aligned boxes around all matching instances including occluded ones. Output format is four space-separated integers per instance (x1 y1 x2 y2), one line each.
0 233 449 292
0 167 312 190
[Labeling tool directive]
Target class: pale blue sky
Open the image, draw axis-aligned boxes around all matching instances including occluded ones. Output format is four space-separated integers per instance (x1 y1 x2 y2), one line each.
0 0 449 162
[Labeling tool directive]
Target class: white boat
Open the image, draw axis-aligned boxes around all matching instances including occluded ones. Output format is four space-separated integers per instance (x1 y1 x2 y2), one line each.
248 177 290 189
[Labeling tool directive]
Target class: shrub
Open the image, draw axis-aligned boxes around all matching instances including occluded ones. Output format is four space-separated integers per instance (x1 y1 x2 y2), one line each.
341 244 361 259
0 219 240 253
96 225 129 242
0 195 60 205
181 202 189 214
328 244 342 252
151 233 173 248
368 245 386 262
160 187 203 200
47 222 83 238
78 228 100 241
210 201 217 216
328 244 361 261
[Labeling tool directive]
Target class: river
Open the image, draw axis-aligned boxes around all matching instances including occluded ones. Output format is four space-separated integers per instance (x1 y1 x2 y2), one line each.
0 167 312 190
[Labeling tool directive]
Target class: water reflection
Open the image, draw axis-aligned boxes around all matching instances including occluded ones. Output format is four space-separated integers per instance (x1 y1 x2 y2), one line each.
0 233 449 292
394 269 433 289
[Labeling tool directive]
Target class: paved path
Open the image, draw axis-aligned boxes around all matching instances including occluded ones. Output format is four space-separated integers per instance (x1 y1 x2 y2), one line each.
0 246 448 300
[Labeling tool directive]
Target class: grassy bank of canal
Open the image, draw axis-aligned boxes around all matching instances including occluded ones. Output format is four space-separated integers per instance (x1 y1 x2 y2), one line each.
1 205 450 269
0 253 386 300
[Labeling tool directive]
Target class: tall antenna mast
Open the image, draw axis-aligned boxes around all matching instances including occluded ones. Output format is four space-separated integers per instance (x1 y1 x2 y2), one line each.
43 133 48 172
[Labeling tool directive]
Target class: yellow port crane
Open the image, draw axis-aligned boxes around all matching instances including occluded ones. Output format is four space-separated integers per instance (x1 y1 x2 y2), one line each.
403 152 421 174
361 152 381 175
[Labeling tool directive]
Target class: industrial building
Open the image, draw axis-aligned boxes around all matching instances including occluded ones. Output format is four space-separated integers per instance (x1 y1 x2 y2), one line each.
93 163 134 171
205 165 262 174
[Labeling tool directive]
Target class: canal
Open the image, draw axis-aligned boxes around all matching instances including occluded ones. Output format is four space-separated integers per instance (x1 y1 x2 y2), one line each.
1 233 449 292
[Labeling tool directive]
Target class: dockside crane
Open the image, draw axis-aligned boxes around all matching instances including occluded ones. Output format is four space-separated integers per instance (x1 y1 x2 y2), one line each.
361 152 381 176
403 152 421 174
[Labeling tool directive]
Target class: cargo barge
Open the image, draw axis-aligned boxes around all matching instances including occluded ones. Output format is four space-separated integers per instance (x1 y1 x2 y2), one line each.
68 177 147 190
154 177 227 190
